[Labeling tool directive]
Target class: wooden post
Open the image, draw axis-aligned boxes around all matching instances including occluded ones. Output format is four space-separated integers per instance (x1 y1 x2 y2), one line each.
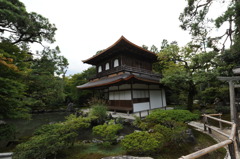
235 127 240 150
229 81 237 123
139 111 142 119
208 127 212 134
228 143 236 159
219 114 223 130
203 116 208 132
218 76 240 126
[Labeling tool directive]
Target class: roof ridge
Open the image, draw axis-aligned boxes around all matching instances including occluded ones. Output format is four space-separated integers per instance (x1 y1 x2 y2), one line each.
82 36 156 64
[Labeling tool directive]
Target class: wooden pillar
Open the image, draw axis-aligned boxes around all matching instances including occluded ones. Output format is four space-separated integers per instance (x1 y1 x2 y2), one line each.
228 143 236 159
131 81 134 112
161 89 164 108
203 116 208 132
229 81 237 123
219 114 223 130
148 84 151 110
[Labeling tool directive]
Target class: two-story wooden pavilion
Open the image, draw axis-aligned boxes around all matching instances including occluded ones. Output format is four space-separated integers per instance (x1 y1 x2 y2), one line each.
77 36 166 113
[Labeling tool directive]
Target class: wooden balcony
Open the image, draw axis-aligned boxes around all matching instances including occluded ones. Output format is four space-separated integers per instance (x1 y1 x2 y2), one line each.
90 65 161 80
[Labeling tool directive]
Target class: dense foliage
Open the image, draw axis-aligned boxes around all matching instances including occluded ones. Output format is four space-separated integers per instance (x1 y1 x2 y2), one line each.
0 123 16 141
0 0 69 119
121 131 164 154
89 103 108 124
13 115 91 159
0 0 56 44
155 41 219 110
145 109 199 123
93 121 123 143
64 67 96 105
123 110 198 155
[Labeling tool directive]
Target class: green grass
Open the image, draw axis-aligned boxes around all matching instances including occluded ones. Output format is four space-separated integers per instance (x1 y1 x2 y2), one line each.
56 142 125 159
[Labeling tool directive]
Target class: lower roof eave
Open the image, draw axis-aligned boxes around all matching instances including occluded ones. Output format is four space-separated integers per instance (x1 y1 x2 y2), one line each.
76 73 161 90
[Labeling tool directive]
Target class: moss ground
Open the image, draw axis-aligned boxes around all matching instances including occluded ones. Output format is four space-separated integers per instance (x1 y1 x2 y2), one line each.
55 128 226 159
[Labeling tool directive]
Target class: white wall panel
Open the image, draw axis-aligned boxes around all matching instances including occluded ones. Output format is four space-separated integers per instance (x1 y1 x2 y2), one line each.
162 89 167 107
109 92 114 100
133 102 150 112
133 90 149 98
150 90 163 109
109 91 131 100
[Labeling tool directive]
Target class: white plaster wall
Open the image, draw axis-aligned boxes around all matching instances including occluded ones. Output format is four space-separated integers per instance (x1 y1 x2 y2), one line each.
133 102 150 112
162 89 167 107
150 90 163 109
109 91 131 100
133 90 149 98
119 91 131 100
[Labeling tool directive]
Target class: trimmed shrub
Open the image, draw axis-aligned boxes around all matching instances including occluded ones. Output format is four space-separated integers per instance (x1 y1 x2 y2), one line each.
13 115 91 159
92 122 123 143
121 131 164 154
89 104 108 123
146 109 199 124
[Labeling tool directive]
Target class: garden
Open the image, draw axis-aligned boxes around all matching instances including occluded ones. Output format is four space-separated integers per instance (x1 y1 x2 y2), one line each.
8 102 226 159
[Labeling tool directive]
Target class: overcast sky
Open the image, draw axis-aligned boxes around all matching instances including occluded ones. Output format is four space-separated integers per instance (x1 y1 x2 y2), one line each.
20 0 194 75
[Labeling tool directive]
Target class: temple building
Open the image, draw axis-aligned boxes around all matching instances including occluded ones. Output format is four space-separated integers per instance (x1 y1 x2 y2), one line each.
77 36 166 113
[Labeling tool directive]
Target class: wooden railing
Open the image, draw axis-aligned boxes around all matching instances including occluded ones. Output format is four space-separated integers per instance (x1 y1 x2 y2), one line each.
89 65 161 80
179 114 239 159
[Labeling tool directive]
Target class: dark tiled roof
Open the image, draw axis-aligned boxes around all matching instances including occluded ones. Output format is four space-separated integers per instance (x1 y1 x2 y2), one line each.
77 73 160 89
82 36 157 65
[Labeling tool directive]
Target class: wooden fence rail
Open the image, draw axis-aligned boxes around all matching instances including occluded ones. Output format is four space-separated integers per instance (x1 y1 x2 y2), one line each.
179 114 239 159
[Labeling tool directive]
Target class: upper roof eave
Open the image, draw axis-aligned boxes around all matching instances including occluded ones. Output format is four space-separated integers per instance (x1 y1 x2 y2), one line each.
82 36 157 64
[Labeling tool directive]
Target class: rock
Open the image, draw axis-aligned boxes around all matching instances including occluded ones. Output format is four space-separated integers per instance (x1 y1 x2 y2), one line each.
134 130 141 133
48 122 55 125
76 111 83 117
185 129 196 143
83 112 88 117
148 129 154 133
124 119 131 124
92 138 103 144
82 140 91 144
66 102 75 112
116 136 124 143
108 113 113 119
0 120 6 125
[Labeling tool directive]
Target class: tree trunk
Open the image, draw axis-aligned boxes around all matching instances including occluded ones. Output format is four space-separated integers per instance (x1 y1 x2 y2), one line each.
187 83 196 111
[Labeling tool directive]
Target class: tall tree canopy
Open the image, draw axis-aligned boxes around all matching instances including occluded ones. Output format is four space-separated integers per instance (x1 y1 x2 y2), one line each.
0 0 67 119
0 0 57 45
179 0 240 71
157 40 217 110
65 67 96 106
179 0 240 49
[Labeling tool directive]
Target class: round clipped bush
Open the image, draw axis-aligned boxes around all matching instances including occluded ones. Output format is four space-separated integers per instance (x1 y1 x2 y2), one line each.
146 109 199 124
93 122 123 143
121 131 164 154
